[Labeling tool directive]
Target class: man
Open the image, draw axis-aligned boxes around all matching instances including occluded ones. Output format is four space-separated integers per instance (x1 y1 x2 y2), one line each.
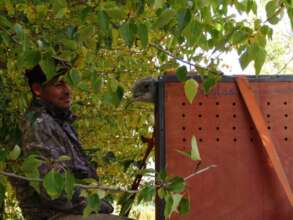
13 63 131 220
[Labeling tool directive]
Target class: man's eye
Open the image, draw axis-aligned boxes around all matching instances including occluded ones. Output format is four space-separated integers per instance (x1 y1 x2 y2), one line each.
54 82 63 86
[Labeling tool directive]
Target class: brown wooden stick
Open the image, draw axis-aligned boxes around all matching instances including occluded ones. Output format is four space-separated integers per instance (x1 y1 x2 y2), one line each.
236 76 293 207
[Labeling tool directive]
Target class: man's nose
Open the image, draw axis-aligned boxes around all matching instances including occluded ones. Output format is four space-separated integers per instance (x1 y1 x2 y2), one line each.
63 83 71 94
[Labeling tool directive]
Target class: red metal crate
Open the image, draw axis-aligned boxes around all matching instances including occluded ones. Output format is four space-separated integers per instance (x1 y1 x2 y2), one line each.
155 75 293 220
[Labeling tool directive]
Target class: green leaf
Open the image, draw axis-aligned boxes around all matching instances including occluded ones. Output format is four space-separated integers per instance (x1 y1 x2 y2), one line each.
120 21 136 48
153 0 164 9
164 194 174 218
118 192 133 216
68 68 80 86
176 66 187 82
191 135 201 161
252 45 266 75
109 79 118 92
265 1 282 24
8 145 21 160
203 73 221 95
183 19 202 45
177 9 191 32
116 85 124 101
64 170 75 201
83 194 100 218
176 149 191 158
43 170 65 200
19 49 41 69
62 39 78 50
168 176 185 193
178 197 190 215
137 23 148 48
184 79 198 104
78 25 95 42
40 57 56 80
91 73 102 92
0 181 5 207
239 49 252 70
22 155 43 193
0 148 9 162
137 185 155 203
0 15 12 27
157 188 166 199
51 0 67 13
153 9 176 29
57 155 71 161
96 189 106 199
171 193 183 214
22 155 42 173
97 10 110 32
158 169 167 181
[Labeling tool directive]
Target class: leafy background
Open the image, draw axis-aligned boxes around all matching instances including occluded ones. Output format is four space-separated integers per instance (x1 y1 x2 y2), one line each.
0 0 293 219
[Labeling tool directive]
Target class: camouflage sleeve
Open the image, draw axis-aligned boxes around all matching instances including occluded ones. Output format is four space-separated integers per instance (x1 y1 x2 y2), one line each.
21 114 86 213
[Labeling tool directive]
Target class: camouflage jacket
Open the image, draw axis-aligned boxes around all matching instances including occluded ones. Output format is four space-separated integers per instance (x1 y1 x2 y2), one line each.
12 98 112 220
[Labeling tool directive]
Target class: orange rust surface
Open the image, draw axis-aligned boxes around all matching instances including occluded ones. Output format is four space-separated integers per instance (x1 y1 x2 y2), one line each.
164 80 293 220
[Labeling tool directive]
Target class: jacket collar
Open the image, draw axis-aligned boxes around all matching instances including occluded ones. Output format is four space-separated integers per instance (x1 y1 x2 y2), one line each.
30 97 76 123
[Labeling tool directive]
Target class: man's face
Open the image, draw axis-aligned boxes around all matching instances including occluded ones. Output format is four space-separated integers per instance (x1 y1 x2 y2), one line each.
38 79 71 110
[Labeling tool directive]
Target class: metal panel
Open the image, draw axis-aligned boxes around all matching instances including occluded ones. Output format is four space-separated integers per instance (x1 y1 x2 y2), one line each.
156 75 293 220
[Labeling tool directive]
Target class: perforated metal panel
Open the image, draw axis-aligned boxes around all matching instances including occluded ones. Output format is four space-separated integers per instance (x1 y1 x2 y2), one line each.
156 75 293 220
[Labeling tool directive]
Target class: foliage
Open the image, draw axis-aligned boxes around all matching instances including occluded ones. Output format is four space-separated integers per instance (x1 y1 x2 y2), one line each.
0 0 292 219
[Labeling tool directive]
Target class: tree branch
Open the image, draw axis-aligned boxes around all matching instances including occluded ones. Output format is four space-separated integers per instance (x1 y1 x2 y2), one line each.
184 165 217 181
275 55 293 75
0 170 137 193
149 43 222 75
0 170 42 182
0 165 216 194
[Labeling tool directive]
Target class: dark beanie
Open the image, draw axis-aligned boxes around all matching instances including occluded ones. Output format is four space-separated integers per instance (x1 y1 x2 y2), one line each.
25 60 71 87
25 65 47 87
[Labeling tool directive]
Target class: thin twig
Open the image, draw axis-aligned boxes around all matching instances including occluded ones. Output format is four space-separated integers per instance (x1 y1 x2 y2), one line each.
0 171 42 182
75 183 138 193
0 170 137 193
0 165 217 194
150 43 222 75
184 165 217 181
275 55 293 75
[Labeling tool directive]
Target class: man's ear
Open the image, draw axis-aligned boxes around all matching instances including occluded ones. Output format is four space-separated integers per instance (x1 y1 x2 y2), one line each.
31 83 42 96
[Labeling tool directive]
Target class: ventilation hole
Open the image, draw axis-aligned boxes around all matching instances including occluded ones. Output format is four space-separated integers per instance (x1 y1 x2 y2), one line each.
233 138 237 142
216 126 220 130
233 114 237 118
267 114 270 118
216 114 219 118
182 113 186 118
216 138 220 142
198 114 202 118
232 102 236 106
285 114 288 118
267 101 270 106
198 127 202 131
250 138 254 142
199 102 203 106
232 126 236 130
182 102 186 106
199 138 203 142
284 126 288 130
267 126 271 130
284 101 287 105
285 137 288 142
182 138 186 142
182 126 186 131
216 102 220 106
